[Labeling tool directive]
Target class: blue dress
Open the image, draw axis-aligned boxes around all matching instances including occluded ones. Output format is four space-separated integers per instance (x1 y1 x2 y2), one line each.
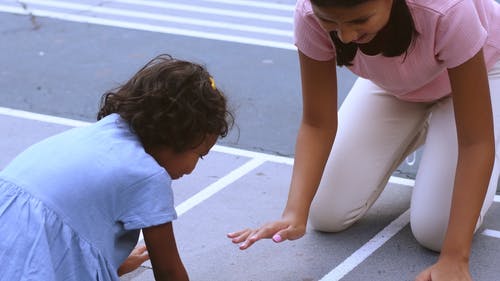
0 114 177 281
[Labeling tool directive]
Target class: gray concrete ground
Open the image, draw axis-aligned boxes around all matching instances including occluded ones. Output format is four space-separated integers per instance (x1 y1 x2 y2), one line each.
1 1 499 280
1 109 499 281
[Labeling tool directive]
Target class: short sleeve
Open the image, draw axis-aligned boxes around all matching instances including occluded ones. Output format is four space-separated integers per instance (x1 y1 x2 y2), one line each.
118 171 177 230
294 0 335 61
435 0 487 68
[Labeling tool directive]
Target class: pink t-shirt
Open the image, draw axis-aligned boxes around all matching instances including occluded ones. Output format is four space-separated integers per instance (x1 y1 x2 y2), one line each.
294 0 500 102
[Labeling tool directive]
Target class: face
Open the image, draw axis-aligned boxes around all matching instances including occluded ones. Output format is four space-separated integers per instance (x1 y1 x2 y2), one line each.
312 0 393 44
147 135 218 180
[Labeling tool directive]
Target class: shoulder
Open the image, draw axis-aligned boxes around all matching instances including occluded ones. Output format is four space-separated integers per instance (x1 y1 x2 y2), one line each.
83 115 166 185
294 0 319 28
294 0 336 61
406 0 486 40
406 0 488 68
295 0 313 16
406 0 468 15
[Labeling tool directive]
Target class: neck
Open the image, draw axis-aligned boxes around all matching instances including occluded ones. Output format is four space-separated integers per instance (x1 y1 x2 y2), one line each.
358 21 391 55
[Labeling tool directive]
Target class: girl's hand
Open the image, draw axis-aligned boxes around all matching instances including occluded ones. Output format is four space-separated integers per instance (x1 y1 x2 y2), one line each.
415 256 471 281
117 245 150 276
227 217 307 250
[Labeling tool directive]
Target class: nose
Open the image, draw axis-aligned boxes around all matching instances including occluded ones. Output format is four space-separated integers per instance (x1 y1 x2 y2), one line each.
337 26 359 44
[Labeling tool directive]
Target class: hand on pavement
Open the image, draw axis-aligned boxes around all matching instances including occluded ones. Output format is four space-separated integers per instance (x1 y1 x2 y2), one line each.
227 218 306 250
415 256 471 281
118 245 150 276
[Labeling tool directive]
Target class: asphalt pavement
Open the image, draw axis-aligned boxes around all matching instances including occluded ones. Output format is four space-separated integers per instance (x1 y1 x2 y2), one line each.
1 107 499 281
0 1 499 280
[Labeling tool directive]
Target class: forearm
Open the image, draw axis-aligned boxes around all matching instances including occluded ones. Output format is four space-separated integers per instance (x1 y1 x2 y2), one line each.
153 265 189 281
150 246 189 281
441 142 494 259
283 122 336 223
143 223 190 281
443 49 494 260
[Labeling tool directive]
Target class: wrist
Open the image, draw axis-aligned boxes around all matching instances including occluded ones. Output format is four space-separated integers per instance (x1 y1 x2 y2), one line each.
282 207 309 225
439 249 470 264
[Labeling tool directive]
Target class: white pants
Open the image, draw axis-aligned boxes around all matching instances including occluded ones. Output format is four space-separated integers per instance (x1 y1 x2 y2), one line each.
309 61 500 251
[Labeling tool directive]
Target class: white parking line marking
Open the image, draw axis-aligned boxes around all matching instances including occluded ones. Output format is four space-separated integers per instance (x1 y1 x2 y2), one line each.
138 158 265 242
0 5 296 50
3 106 498 273
175 158 265 216
0 106 91 127
16 0 293 36
318 192 500 280
212 144 294 165
0 106 296 164
482 229 500 239
113 0 294 23
388 176 414 187
201 0 295 11
0 0 297 50
0 106 423 182
319 209 411 281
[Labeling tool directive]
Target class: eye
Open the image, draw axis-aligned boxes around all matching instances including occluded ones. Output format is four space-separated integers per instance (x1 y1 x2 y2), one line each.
319 17 335 24
318 17 337 26
351 18 369 25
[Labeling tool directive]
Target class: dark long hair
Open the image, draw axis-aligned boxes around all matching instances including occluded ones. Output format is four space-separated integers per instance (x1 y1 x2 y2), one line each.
98 54 234 152
311 0 417 66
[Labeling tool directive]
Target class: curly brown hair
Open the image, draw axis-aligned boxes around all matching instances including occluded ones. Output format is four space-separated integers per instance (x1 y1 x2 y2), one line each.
97 54 233 152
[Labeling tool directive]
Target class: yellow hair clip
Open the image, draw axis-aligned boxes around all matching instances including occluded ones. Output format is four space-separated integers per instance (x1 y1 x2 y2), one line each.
209 77 216 90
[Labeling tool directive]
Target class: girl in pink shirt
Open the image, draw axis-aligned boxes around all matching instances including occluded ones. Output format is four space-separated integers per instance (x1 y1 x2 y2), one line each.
229 0 500 280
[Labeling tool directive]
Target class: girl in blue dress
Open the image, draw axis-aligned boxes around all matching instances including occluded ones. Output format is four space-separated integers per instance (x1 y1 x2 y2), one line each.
0 54 233 281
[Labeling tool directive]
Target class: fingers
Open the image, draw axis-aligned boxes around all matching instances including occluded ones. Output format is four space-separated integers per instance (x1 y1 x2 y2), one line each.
132 245 148 255
238 229 269 250
272 233 283 243
227 228 262 250
227 228 253 243
414 267 432 281
138 253 150 263
117 245 151 276
227 222 292 250
270 228 290 243
132 245 150 263
271 225 306 243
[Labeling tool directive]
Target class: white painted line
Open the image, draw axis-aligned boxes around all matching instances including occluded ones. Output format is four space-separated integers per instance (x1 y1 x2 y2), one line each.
495 195 500 203
19 0 293 36
113 0 294 23
175 158 265 216
138 158 265 242
388 176 414 187
0 6 296 50
0 5 30 15
201 0 295 11
0 106 91 127
0 106 295 164
319 209 411 281
482 229 500 239
212 145 294 165
0 105 425 187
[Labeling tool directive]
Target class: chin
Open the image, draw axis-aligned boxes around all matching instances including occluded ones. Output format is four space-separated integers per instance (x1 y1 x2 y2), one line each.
355 34 376 44
168 173 181 180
